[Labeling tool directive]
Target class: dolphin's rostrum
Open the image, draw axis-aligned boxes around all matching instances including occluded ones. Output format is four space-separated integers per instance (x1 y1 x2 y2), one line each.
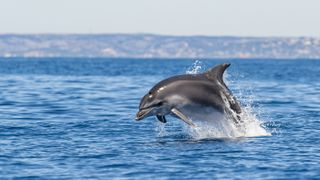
135 63 242 127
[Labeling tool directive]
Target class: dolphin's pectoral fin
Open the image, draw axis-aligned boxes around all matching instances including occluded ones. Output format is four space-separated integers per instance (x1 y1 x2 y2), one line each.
156 115 167 123
171 108 196 127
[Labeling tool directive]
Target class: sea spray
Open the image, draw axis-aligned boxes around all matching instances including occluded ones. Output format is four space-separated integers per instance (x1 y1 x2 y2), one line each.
186 60 203 74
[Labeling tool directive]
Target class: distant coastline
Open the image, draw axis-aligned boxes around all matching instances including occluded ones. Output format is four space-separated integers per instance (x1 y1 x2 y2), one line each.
0 34 319 59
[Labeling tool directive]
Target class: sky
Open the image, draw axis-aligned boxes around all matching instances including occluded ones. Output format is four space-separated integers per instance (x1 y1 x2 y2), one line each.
0 0 319 37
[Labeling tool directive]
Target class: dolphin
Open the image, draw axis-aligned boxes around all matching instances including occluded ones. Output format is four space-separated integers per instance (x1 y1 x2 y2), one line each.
135 63 242 127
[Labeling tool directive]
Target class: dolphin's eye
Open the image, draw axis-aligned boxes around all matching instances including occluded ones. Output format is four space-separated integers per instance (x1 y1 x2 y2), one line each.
156 102 163 106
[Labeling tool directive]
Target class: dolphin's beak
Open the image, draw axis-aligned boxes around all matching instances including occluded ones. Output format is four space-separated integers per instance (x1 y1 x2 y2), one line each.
135 108 153 121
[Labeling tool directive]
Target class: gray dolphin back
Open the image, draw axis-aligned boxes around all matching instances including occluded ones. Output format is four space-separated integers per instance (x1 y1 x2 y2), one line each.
203 63 242 114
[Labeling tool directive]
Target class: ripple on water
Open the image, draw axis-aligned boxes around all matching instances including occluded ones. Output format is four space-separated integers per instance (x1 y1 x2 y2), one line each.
0 59 319 179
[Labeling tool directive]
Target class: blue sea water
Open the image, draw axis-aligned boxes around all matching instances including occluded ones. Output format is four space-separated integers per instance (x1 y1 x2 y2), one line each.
0 58 319 179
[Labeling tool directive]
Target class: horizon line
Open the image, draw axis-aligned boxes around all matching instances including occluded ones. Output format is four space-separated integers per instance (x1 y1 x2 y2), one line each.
0 32 319 39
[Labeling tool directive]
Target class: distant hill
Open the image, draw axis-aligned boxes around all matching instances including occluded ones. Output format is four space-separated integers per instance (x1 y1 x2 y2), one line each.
0 34 319 59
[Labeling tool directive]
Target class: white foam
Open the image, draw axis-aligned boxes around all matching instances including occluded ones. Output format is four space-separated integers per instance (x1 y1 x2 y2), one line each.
181 105 270 140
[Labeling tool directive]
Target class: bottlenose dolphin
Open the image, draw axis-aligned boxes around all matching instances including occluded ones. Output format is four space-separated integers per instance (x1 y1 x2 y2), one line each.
135 63 242 127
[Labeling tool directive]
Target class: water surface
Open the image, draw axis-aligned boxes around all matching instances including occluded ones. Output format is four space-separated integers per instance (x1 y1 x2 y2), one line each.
0 58 319 179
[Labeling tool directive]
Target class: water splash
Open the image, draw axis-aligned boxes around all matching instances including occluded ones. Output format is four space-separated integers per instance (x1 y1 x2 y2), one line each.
155 121 167 137
157 60 271 139
186 60 203 74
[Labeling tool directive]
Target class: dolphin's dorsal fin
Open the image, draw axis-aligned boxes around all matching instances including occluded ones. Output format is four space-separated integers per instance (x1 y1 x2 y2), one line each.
203 63 230 85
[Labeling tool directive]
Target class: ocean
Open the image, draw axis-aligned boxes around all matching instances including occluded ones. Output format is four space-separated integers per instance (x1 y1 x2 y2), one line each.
0 58 319 179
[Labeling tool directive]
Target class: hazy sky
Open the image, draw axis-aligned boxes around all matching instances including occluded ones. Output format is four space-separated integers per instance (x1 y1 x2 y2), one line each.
0 0 319 37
